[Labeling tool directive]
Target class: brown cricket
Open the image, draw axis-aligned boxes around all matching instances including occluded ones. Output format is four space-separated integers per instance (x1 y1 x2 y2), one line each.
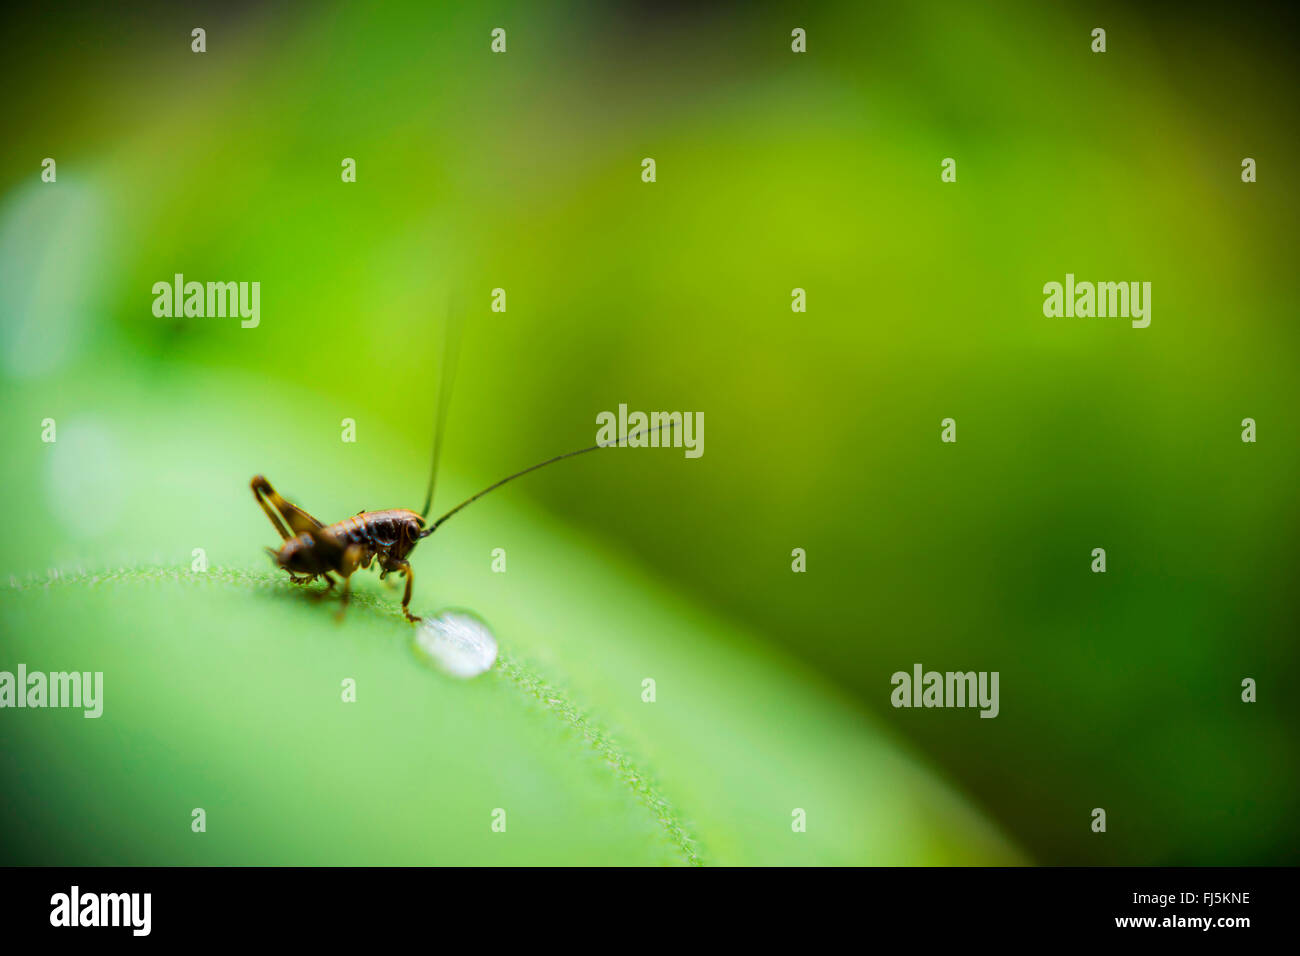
252 423 668 622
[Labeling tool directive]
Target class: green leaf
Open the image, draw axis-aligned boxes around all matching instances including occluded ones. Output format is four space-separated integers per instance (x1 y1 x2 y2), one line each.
0 369 1021 865
3 559 1020 865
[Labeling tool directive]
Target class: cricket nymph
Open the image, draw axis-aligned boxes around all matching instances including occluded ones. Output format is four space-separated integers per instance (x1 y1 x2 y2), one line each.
253 476 430 622
250 420 673 624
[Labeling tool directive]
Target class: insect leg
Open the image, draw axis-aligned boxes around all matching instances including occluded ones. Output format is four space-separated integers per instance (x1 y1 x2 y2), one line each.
250 475 326 538
334 544 365 621
252 477 292 540
335 574 352 620
391 560 420 623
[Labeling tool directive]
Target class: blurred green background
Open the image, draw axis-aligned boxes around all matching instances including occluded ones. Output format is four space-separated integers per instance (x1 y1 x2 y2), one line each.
1 0 1297 864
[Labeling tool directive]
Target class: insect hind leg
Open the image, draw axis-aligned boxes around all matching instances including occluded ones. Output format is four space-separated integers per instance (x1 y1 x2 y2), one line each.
251 475 325 539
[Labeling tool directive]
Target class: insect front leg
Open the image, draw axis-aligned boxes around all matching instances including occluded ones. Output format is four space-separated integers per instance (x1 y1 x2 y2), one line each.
392 559 420 624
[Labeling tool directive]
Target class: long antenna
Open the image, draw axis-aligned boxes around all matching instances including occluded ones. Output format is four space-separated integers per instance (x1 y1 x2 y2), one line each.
419 296 463 520
420 422 676 537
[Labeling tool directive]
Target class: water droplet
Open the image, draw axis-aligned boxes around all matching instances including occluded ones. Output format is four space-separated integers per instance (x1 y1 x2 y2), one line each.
413 610 498 679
